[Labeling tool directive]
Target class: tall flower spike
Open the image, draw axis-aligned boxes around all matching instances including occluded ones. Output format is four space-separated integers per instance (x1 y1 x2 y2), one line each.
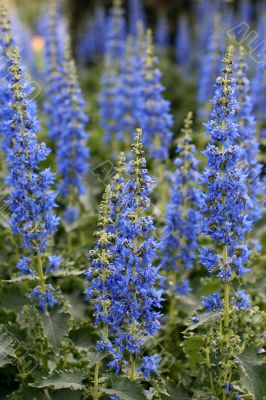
128 0 146 37
99 0 126 144
43 0 67 142
136 30 173 160
155 13 170 52
2 16 60 310
160 112 200 297
175 15 192 77
113 36 137 144
235 47 263 225
85 184 116 349
199 46 254 399
197 16 224 118
107 129 162 378
56 43 90 223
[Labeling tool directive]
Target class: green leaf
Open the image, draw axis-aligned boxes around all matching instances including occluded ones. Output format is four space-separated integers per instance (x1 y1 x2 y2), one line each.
200 278 221 296
0 327 16 367
161 382 190 399
103 378 146 400
238 348 266 400
184 312 220 331
0 285 26 314
183 336 204 368
30 369 86 391
41 310 71 352
52 389 81 399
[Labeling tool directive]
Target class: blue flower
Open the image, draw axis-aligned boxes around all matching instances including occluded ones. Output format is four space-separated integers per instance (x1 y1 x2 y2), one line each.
155 14 169 51
202 293 223 312
128 0 146 37
233 289 250 310
175 15 191 77
138 354 161 379
136 30 173 160
17 257 34 276
235 48 263 223
1 11 60 311
46 255 62 274
160 113 200 293
200 47 252 289
31 285 57 312
99 0 126 143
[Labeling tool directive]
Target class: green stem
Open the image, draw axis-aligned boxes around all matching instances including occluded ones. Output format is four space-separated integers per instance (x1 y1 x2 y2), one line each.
206 348 214 393
37 253 45 293
93 361 101 400
130 358 136 381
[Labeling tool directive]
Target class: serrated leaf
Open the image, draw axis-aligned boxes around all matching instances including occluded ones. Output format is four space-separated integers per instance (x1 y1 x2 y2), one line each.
50 269 85 278
183 336 204 368
87 349 106 368
161 382 190 399
238 348 266 400
184 312 220 331
103 378 146 400
41 310 71 352
30 369 86 390
0 327 16 367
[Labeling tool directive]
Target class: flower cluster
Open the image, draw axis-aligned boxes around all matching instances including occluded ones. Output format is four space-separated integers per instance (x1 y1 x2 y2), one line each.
136 30 173 160
200 46 252 311
86 130 162 378
43 8 89 223
155 13 170 51
77 5 106 64
1 11 60 311
235 48 263 224
160 112 200 295
56 47 90 223
175 15 191 77
128 0 146 37
99 0 126 143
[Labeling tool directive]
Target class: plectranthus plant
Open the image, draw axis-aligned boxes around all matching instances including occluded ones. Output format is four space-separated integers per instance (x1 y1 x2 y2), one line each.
85 130 162 387
2 31 60 310
194 47 257 399
234 48 263 226
113 36 137 145
99 0 126 145
43 0 67 142
128 0 146 37
136 29 173 162
154 13 170 52
160 112 200 322
175 14 192 77
197 16 224 119
55 45 90 224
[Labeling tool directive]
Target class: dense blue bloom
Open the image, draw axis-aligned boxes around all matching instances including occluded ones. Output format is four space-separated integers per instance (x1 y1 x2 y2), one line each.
175 15 191 76
86 130 162 376
44 8 89 221
235 49 263 223
1 11 60 311
160 112 200 293
155 13 170 51
113 37 137 143
136 30 173 160
200 47 252 309
77 6 106 64
198 21 224 118
99 0 126 143
128 0 146 37
202 293 223 312
56 51 89 202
